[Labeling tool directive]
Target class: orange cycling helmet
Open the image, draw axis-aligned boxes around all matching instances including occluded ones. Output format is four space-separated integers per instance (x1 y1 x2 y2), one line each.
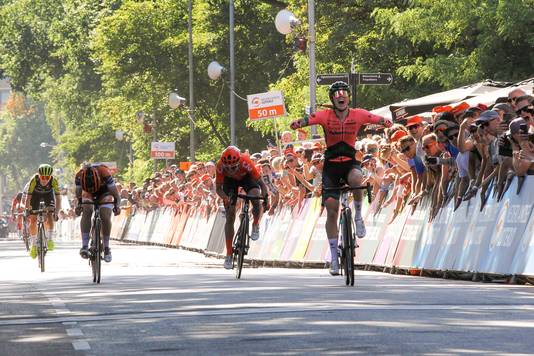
221 146 241 166
81 166 101 193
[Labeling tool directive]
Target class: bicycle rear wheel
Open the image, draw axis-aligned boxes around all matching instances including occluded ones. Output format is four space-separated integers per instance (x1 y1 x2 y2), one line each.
22 225 30 251
93 219 102 284
235 216 248 279
38 225 45 273
342 209 355 286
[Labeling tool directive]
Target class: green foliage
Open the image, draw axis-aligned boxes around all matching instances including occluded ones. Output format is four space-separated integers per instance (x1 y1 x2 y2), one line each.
0 0 532 190
0 95 55 190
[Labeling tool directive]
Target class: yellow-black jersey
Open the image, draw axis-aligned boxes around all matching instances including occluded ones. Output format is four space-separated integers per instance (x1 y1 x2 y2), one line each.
25 175 60 195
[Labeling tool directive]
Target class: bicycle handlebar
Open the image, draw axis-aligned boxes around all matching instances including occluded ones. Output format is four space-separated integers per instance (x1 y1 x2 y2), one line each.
322 183 373 204
28 207 55 215
236 194 266 201
322 183 370 192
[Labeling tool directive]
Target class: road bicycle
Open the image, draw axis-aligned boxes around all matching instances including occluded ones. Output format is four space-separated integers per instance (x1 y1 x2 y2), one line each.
82 201 104 284
14 212 30 251
232 194 265 279
28 202 54 273
323 183 372 286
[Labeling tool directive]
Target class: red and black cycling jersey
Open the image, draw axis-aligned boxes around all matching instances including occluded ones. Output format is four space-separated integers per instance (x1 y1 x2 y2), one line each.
308 108 383 160
74 164 115 193
215 154 261 184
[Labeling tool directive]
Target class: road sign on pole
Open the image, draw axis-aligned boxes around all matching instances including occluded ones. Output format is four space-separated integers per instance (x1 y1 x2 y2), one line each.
247 91 286 121
316 73 349 85
358 73 393 85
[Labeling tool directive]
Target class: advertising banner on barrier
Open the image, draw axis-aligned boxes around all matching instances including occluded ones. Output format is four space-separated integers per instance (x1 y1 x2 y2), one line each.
434 201 471 270
371 205 399 266
513 202 534 275
281 202 311 261
455 189 503 272
304 212 328 262
192 212 218 251
262 208 293 260
152 208 173 245
356 202 393 265
415 199 454 269
124 212 146 242
115 178 534 277
291 197 322 261
205 209 226 255
164 210 180 245
393 204 428 267
384 208 410 267
171 206 190 246
180 211 200 248
483 178 534 274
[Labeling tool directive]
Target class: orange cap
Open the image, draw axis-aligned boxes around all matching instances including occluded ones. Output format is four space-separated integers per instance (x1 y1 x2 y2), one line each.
432 105 452 113
406 115 423 127
451 102 469 114
390 130 408 143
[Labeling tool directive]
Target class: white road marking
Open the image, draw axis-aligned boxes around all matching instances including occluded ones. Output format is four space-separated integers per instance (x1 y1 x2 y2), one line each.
66 328 84 337
54 308 70 315
72 340 91 351
1 303 534 326
63 321 78 326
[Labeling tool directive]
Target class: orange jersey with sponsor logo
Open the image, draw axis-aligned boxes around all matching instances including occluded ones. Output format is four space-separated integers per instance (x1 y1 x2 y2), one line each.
215 154 261 184
74 164 114 192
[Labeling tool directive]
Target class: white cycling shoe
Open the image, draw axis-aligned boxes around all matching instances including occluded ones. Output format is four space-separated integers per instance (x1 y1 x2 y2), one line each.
224 255 233 270
329 258 340 276
250 224 260 241
354 217 366 238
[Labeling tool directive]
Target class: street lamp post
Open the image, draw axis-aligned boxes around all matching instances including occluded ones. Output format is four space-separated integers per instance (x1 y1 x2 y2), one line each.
187 0 196 162
275 5 317 135
229 0 236 146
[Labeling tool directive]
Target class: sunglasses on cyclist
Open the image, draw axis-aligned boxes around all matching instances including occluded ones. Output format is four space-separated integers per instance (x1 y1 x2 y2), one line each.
332 90 349 99
39 175 51 180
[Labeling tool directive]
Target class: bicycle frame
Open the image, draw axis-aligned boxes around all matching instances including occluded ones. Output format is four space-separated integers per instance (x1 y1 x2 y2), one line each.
29 202 52 273
232 194 264 279
82 201 103 284
323 183 371 286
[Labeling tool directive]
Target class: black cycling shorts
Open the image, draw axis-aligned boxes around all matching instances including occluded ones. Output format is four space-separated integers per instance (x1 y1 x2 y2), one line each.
322 158 362 203
223 175 260 199
29 191 55 210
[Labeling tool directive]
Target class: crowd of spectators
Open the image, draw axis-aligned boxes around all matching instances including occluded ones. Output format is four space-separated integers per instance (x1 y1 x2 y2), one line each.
57 87 533 225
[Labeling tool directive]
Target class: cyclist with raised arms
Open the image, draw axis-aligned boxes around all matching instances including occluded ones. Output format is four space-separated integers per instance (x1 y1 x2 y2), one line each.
215 146 269 270
290 81 392 275
24 164 61 258
74 163 121 263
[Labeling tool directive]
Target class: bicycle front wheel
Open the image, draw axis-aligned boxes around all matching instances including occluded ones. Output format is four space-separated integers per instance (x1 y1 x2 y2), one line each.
38 225 46 273
235 216 248 279
92 219 102 284
342 209 355 286
23 228 30 252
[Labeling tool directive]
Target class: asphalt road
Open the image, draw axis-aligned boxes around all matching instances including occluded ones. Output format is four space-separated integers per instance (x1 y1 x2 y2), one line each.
1 238 534 355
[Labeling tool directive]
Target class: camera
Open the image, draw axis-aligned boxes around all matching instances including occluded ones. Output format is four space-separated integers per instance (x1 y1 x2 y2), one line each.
519 123 529 134
425 156 439 165
469 124 478 133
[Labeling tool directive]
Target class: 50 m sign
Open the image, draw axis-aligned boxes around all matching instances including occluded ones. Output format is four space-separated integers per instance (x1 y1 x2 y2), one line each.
247 91 286 121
